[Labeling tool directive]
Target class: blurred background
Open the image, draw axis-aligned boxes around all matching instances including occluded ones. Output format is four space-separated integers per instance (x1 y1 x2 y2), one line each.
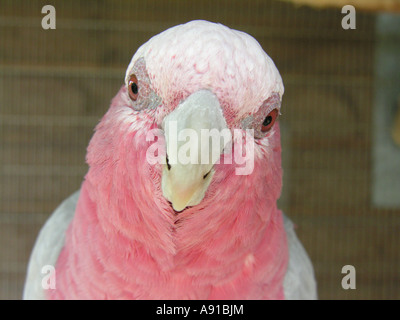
0 0 399 299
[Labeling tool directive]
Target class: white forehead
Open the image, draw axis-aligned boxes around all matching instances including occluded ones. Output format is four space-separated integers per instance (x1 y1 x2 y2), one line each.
125 20 284 115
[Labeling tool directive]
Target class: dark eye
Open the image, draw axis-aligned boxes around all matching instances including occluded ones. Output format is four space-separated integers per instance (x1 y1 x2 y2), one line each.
261 109 278 133
128 74 139 101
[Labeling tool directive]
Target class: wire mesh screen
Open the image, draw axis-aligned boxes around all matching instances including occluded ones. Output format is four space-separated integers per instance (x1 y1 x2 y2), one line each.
0 0 399 299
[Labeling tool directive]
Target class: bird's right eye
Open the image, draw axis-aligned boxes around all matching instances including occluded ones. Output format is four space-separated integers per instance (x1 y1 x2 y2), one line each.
128 74 139 101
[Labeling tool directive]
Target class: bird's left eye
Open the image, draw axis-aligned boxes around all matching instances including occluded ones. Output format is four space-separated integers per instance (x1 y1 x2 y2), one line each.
128 74 139 101
261 109 279 133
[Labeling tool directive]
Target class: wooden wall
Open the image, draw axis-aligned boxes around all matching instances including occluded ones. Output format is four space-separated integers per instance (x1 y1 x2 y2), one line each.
280 0 400 12
0 0 399 299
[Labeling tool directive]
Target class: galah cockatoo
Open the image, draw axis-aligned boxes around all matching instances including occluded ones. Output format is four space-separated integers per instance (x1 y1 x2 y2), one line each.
24 20 317 300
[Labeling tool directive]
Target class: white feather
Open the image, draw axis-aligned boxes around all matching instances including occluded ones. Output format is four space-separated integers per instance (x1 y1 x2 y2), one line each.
23 191 79 300
283 215 318 299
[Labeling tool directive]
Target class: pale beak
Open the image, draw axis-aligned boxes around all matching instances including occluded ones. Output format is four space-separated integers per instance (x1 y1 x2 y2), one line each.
161 89 230 212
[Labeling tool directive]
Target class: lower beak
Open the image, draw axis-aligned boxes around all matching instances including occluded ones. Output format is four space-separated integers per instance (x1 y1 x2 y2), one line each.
161 89 229 212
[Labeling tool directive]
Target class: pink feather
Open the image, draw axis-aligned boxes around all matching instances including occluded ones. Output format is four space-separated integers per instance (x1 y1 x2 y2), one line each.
49 20 288 300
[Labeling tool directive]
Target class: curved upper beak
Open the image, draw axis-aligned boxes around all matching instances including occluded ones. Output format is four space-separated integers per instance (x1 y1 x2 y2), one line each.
161 89 230 212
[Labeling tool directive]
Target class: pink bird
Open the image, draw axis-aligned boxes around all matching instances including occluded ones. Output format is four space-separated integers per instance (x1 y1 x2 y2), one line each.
23 20 317 299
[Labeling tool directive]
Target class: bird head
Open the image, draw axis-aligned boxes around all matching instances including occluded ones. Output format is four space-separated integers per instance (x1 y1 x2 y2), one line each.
87 20 284 220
